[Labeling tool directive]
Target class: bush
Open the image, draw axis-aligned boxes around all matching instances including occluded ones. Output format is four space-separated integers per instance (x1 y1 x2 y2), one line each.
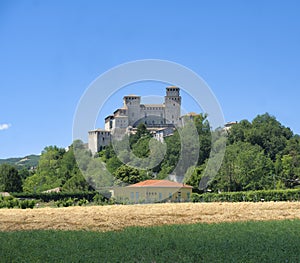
0 196 20 209
19 200 36 209
191 189 300 203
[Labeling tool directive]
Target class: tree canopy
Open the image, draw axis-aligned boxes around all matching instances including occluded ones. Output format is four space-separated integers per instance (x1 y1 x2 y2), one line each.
2 112 299 194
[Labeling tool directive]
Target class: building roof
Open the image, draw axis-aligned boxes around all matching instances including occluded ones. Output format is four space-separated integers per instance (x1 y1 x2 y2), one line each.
0 192 10 197
105 115 114 121
167 86 179 89
124 94 140 97
127 180 193 188
42 187 61 193
88 128 111 133
225 121 238 127
180 112 198 117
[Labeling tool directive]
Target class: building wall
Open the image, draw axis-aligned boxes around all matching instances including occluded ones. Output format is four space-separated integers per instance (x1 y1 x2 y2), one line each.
164 87 181 125
88 131 99 155
113 186 192 203
88 130 111 154
124 96 141 126
141 106 165 126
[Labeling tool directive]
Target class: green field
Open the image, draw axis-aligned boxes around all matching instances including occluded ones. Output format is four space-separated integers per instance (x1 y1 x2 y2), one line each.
0 220 299 262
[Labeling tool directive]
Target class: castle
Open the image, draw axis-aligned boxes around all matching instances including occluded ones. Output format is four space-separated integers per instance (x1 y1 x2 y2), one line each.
88 87 182 154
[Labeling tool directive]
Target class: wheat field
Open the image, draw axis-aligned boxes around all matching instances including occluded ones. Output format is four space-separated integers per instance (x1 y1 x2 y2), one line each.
0 202 299 232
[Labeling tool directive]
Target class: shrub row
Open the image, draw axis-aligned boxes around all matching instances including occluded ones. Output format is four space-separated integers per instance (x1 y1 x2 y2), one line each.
55 198 89 207
191 189 300 202
54 194 115 207
12 191 105 202
0 196 36 209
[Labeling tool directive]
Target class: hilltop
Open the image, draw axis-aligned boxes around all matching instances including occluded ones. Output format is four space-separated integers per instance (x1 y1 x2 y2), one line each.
0 155 40 169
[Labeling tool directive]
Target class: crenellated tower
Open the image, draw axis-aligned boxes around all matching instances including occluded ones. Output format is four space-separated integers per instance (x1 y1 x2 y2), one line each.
123 95 141 126
164 87 181 125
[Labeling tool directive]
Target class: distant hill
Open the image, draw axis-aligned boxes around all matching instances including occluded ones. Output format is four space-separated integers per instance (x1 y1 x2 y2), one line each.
0 155 40 169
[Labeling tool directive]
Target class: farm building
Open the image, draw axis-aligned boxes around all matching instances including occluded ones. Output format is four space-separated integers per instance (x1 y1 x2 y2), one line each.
0 192 10 197
112 179 193 203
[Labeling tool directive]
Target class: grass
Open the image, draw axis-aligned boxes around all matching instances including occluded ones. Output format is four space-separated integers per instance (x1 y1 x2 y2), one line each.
0 220 299 262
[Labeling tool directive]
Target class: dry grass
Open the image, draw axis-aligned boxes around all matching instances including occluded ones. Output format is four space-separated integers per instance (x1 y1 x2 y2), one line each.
0 202 299 232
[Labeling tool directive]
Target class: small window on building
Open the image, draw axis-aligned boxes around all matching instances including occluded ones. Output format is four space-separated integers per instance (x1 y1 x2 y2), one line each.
187 192 190 200
136 192 139 200
130 192 134 200
159 193 162 201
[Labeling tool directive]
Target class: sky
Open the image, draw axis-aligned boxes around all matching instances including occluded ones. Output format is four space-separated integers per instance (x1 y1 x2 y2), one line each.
0 0 300 158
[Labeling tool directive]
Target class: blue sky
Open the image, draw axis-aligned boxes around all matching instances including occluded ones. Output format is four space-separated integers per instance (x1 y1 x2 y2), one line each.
0 0 300 158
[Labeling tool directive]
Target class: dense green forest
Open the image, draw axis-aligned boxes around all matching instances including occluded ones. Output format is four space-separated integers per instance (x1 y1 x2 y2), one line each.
0 113 299 194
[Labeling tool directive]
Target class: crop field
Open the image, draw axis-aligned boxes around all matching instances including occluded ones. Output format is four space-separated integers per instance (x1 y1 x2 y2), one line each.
0 202 300 262
0 201 299 231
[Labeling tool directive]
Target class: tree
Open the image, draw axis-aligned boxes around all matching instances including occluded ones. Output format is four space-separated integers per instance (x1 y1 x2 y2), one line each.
211 142 274 192
23 146 66 192
280 154 300 188
114 165 150 185
0 164 22 192
193 113 212 165
129 123 151 146
227 113 293 160
62 172 92 192
248 113 293 160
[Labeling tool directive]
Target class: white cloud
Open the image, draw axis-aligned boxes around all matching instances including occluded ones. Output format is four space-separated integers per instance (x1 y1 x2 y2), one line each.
0 123 11 131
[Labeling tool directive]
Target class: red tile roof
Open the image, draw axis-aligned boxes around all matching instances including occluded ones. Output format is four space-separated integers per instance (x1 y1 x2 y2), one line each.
127 180 193 188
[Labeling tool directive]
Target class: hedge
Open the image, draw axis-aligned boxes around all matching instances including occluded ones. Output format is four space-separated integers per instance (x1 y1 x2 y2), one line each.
191 189 300 203
11 191 106 202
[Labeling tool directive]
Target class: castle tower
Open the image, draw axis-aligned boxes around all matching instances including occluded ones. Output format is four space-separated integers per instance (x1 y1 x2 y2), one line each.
123 95 141 126
88 129 111 154
164 87 181 125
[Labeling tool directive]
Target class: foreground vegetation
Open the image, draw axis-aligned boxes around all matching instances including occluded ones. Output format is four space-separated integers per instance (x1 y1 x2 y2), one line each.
192 188 300 202
1 113 300 195
0 220 299 262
